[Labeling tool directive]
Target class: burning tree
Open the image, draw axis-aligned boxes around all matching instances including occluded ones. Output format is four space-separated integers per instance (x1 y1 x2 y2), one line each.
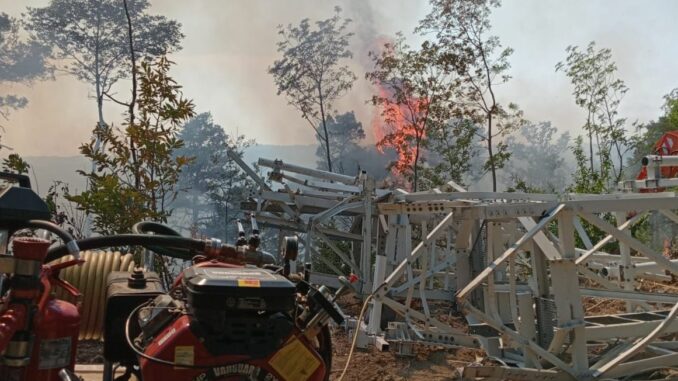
418 0 523 192
367 34 465 191
268 6 356 173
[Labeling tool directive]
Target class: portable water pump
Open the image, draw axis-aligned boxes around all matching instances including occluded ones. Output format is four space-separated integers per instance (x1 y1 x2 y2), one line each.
90 220 350 381
0 172 349 381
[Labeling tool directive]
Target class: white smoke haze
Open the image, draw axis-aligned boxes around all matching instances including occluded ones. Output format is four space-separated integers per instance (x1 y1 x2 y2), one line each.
0 0 676 167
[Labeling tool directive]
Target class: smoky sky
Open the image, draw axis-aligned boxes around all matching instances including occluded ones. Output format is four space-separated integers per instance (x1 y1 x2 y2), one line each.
0 0 677 157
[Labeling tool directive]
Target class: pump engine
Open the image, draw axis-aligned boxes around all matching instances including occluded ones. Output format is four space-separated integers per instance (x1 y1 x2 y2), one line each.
95 220 349 381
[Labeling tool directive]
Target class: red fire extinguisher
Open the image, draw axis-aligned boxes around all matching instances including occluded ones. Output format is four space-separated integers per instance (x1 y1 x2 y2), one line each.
0 238 82 381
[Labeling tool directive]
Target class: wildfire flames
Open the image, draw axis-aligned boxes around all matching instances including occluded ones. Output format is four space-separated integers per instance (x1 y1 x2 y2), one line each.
368 35 430 190
370 84 429 188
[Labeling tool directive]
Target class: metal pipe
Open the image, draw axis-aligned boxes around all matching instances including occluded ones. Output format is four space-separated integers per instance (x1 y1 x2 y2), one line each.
642 155 678 167
633 259 678 272
258 158 356 185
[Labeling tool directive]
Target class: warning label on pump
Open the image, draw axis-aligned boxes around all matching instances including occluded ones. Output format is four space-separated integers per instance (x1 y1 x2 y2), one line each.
39 337 72 369
237 279 261 287
175 345 195 366
268 337 320 381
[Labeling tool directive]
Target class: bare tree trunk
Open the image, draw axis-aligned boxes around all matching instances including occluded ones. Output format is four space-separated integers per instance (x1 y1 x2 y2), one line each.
124 0 140 190
587 114 594 173
413 136 420 192
92 58 105 174
488 113 497 192
318 86 333 172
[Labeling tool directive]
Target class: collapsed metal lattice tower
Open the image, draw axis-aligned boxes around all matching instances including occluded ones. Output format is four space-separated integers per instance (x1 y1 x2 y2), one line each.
374 189 678 380
231 151 678 380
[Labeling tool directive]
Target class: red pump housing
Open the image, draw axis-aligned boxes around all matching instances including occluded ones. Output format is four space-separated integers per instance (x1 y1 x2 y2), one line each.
134 259 331 381
139 315 327 381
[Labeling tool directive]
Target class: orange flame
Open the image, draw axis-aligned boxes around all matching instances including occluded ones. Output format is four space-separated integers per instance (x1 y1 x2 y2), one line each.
370 84 429 188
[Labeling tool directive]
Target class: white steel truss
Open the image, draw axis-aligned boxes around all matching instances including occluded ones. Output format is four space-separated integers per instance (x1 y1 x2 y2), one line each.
232 152 678 380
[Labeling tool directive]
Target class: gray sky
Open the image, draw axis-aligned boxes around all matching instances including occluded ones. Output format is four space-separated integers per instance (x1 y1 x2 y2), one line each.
1 0 677 157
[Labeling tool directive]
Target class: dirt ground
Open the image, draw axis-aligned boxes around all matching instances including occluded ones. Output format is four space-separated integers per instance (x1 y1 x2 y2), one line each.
329 326 480 381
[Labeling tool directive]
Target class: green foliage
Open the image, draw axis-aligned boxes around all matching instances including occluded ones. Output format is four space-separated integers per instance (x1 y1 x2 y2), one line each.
421 119 477 189
45 181 88 240
567 136 620 252
505 179 544 194
665 89 678 129
312 240 352 276
556 41 630 183
505 122 571 193
629 89 678 172
314 112 365 175
417 0 523 191
568 135 610 194
173 112 254 241
269 6 356 173
26 0 183 159
1 153 30 175
69 56 195 235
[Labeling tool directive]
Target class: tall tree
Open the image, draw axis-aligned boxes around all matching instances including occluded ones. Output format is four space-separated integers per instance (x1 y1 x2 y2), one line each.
68 56 195 235
367 35 463 191
556 41 630 182
418 0 523 192
269 6 356 173
665 89 678 129
422 118 477 189
0 12 50 175
173 112 253 241
0 12 50 121
629 89 678 174
314 111 365 175
26 0 182 160
504 122 571 192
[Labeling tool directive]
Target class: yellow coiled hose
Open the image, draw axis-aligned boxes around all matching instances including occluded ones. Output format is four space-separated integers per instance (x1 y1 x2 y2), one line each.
50 251 135 340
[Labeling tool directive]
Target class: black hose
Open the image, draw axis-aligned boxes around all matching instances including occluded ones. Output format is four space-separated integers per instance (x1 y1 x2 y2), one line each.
18 220 80 259
45 234 206 263
131 221 196 259
132 221 181 237
25 220 75 245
